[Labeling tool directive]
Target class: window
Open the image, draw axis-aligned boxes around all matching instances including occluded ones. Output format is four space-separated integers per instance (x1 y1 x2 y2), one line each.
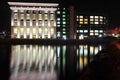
57 11 60 14
44 14 48 20
26 14 30 20
33 14 36 20
50 14 54 20
44 21 48 27
14 13 18 19
38 21 42 26
38 14 42 20
13 28 18 34
20 14 24 20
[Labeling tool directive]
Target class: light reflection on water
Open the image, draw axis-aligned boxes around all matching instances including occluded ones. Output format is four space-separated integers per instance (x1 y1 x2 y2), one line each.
10 44 103 80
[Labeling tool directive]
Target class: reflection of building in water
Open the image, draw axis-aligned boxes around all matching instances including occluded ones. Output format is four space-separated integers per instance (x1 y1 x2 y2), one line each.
76 45 103 71
10 45 57 80
8 2 58 39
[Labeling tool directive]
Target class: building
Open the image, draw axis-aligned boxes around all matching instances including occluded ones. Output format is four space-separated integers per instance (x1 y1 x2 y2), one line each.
75 11 108 39
8 2 58 39
8 2 108 40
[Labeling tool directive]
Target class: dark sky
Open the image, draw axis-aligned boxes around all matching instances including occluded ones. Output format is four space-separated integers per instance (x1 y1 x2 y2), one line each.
3 0 120 27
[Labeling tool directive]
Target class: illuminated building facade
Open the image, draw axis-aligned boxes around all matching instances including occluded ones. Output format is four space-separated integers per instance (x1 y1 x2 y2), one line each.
8 2 58 39
76 12 108 39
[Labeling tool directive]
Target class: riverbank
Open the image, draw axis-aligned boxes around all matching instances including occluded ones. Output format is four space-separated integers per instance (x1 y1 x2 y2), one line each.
0 38 119 45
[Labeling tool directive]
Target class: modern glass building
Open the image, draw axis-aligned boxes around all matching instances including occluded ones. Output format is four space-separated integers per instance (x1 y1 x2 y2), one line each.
76 12 108 39
8 2 58 39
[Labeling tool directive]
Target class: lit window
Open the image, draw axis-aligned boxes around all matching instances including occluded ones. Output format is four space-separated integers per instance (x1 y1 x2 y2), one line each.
57 32 60 37
57 25 60 27
14 13 18 19
44 28 48 34
57 22 60 24
26 28 30 34
20 28 24 34
80 30 83 33
57 11 60 14
50 21 54 26
33 14 36 20
63 22 66 24
95 16 98 18
62 15 66 17
95 30 98 32
90 30 93 32
38 21 42 26
84 19 88 21
95 32 98 35
57 18 60 21
44 14 48 20
33 21 36 26
80 21 83 24
95 19 98 21
80 19 83 21
99 30 103 33
38 14 42 20
63 11 66 14
84 30 88 33
39 28 42 34
20 14 24 20
51 28 54 34
90 16 94 18
33 28 36 34
90 22 94 24
100 16 103 19
26 21 30 26
50 14 54 20
84 22 88 24
95 22 99 24
13 28 17 34
14 21 17 26
44 21 48 26
62 18 66 21
90 19 94 21
80 16 83 18
90 33 94 35
26 14 30 20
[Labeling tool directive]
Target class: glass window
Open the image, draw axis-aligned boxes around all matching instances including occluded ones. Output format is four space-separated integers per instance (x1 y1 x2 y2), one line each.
63 22 66 24
20 20 24 26
90 16 94 18
84 21 88 24
80 21 83 24
39 28 42 34
26 28 30 34
33 20 36 26
51 28 54 34
33 28 36 34
80 16 83 18
57 25 60 27
26 20 30 26
44 21 48 26
57 22 60 24
50 21 54 26
95 22 99 24
20 14 24 20
57 18 60 21
33 14 36 20
38 14 42 20
57 11 60 14
14 21 17 26
13 28 18 34
80 19 83 21
44 14 48 20
14 13 18 19
38 21 42 26
62 15 66 17
90 19 94 21
26 14 30 20
63 11 66 14
50 14 54 20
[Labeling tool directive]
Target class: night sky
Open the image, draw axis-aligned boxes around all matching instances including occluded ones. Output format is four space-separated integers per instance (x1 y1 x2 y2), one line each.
1 0 120 28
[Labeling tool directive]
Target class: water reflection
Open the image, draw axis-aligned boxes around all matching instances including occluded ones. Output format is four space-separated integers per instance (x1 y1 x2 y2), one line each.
10 44 103 80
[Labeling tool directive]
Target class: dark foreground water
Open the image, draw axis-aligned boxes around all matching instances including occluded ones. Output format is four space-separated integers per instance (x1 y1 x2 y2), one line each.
0 43 106 80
